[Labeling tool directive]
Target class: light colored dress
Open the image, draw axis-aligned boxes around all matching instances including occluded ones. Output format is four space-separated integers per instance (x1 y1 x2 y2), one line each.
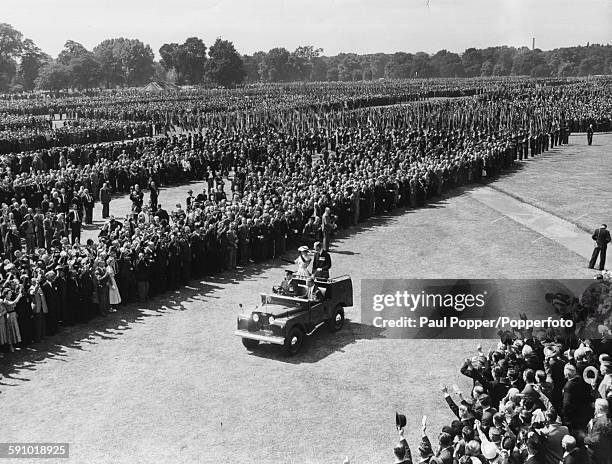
294 254 312 278
107 265 122 305
4 298 21 345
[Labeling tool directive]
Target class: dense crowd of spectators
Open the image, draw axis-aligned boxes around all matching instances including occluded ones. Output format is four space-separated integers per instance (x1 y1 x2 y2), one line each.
386 293 612 464
0 118 154 154
1 77 605 354
0 78 609 464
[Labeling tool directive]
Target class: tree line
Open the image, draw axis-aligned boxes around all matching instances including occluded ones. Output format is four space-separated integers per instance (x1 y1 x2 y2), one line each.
242 44 612 82
0 23 245 92
1 21 611 92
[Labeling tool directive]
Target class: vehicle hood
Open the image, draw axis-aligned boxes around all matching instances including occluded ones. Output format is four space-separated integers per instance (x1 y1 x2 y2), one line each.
258 302 307 317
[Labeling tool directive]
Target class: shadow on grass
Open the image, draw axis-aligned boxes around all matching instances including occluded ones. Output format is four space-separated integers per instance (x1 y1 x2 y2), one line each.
0 160 543 385
244 320 386 364
0 260 282 391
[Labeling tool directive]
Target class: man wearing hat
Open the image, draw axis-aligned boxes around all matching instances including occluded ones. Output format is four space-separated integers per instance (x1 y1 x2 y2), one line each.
275 270 297 296
393 427 413 464
589 224 611 271
311 241 332 279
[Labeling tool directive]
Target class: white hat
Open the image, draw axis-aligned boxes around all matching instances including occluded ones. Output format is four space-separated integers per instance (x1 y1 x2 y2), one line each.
481 441 498 459
298 246 309 252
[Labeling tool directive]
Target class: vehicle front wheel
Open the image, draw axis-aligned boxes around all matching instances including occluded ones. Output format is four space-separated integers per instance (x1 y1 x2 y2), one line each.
328 305 345 332
242 338 260 350
283 327 304 356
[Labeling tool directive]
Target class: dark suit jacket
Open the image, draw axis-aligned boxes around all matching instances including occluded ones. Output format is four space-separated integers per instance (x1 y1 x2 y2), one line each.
563 448 588 464
311 250 332 276
593 227 612 249
562 377 593 431
584 414 612 464
100 188 111 205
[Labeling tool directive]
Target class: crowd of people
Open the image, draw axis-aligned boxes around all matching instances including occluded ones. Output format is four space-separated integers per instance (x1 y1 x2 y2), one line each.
1 78 607 354
0 80 610 464
385 303 612 464
0 118 154 155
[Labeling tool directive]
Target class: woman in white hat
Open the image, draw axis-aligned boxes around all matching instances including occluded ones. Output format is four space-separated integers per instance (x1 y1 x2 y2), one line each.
294 246 312 278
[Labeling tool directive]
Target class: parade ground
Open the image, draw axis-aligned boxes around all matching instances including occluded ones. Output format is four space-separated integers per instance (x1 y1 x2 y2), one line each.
1 134 610 464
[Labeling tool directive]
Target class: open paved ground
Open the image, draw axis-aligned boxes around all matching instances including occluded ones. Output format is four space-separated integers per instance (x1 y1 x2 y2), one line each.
490 133 612 233
0 136 609 464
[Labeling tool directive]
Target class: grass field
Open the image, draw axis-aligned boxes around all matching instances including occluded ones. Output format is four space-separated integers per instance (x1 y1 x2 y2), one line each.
0 136 609 464
490 133 612 233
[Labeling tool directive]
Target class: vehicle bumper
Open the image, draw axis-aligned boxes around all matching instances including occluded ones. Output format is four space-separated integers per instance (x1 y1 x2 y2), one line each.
234 330 285 345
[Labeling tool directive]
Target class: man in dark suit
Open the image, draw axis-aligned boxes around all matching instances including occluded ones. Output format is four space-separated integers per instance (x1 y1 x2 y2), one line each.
82 189 94 224
589 224 611 271
311 241 332 279
584 399 612 464
561 435 587 464
276 270 298 296
587 124 594 145
561 364 593 435
100 182 111 219
155 204 169 223
393 428 413 464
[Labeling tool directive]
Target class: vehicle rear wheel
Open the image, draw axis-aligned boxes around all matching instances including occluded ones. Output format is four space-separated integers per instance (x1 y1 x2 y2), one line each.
242 338 260 350
329 305 345 332
283 327 304 356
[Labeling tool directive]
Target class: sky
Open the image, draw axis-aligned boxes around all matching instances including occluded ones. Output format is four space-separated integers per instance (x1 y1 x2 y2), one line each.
3 0 612 58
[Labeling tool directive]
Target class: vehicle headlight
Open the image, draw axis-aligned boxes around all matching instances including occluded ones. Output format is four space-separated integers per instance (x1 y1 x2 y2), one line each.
252 313 259 323
268 316 275 325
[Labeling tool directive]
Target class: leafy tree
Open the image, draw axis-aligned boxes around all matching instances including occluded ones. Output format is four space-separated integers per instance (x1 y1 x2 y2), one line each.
430 50 465 77
0 23 24 91
579 55 604 75
326 66 339 81
0 57 16 91
480 60 494 76
511 49 545 76
93 39 124 87
18 39 50 90
310 57 328 81
337 53 362 81
385 52 414 78
159 38 206 84
178 37 207 83
35 62 71 90
159 43 181 81
242 52 265 83
288 45 323 81
259 47 291 82
93 38 154 86
67 54 101 88
412 52 438 78
462 48 483 77
57 40 90 65
205 38 245 87
530 63 551 77
491 62 508 76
